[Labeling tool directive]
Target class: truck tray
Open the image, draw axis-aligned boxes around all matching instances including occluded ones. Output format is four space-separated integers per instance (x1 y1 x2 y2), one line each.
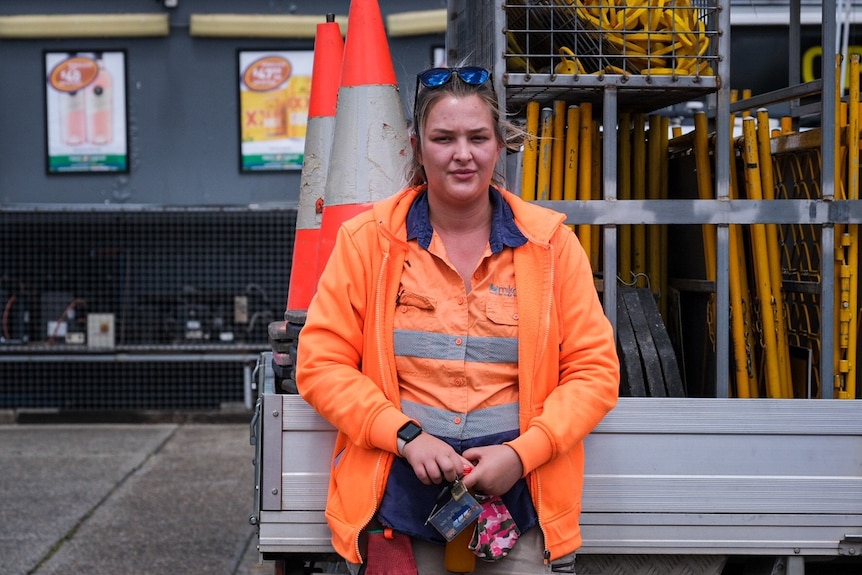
251 353 862 562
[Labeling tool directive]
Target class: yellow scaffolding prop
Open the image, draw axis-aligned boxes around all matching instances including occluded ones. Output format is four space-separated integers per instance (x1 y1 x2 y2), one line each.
693 111 756 397
590 119 602 270
741 117 787 398
693 112 717 347
564 105 580 234
578 103 594 261
660 116 670 319
521 101 540 201
632 113 647 288
619 112 633 282
537 106 554 201
729 89 760 398
551 100 567 201
648 115 663 310
564 105 580 202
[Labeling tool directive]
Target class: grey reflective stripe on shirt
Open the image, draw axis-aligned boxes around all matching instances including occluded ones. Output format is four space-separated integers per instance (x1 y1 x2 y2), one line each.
394 329 519 363
402 399 519 440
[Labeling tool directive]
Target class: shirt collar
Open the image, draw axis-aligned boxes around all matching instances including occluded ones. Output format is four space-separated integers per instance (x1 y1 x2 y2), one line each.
406 187 528 253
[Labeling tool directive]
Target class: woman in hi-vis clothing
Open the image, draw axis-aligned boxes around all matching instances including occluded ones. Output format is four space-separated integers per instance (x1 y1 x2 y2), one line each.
297 65 619 575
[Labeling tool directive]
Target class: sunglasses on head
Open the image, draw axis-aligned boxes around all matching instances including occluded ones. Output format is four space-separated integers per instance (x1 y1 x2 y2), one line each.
416 66 491 89
413 67 493 132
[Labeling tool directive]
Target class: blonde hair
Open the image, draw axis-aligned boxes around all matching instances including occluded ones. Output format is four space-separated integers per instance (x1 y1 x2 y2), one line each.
406 69 524 188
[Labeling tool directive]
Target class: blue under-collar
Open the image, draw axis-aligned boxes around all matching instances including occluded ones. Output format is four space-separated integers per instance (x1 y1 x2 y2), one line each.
406 187 528 253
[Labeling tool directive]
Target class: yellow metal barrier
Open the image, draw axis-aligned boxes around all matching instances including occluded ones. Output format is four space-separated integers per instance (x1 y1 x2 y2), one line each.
835 54 859 399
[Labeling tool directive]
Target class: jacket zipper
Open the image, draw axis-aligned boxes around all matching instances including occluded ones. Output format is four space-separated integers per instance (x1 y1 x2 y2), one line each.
354 250 392 562
537 242 555 563
354 451 386 563
376 251 391 398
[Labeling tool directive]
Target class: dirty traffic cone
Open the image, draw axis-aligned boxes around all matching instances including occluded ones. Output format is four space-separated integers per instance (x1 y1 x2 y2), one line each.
285 13 343 321
316 0 410 273
272 14 343 392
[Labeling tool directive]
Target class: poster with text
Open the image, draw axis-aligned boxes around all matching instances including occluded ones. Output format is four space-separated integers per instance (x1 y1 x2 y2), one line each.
45 51 128 173
239 50 313 172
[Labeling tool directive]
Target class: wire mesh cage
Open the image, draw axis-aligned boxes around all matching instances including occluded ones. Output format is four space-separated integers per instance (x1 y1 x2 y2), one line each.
0 208 295 410
504 0 720 78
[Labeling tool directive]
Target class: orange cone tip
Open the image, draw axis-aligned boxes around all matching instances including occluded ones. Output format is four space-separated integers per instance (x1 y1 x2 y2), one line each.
339 0 397 87
315 0 409 283
308 15 343 119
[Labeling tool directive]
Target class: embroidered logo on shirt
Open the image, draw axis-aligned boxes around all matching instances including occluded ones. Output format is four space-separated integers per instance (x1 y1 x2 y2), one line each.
489 284 516 297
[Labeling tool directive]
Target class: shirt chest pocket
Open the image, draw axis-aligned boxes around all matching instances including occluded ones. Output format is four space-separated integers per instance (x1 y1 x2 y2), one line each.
485 298 519 331
395 290 439 332
397 290 436 312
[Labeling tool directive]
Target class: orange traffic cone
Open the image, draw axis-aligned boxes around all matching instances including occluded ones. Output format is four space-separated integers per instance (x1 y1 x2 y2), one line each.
316 0 410 273
272 15 343 392
285 13 343 322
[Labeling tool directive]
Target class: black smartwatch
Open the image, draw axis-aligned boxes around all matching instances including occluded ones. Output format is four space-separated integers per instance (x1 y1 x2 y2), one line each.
397 421 422 454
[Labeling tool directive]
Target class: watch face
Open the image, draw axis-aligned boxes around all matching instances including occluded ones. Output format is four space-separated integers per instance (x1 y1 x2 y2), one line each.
398 422 422 442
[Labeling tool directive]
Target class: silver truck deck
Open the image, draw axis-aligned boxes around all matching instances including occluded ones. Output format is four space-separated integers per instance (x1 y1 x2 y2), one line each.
251 353 862 571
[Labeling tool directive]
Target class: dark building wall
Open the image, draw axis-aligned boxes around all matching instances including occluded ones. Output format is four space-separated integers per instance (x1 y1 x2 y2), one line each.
1 2 858 206
0 0 444 206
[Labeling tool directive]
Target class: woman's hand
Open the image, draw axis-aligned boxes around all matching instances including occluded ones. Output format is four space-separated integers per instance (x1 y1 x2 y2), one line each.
460 444 524 496
402 433 473 485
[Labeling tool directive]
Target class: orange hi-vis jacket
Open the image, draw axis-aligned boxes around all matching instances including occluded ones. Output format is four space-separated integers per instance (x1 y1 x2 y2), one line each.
296 185 620 564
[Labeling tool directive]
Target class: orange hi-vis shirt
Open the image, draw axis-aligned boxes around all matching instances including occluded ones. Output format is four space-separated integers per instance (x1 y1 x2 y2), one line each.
394 240 520 431
380 188 539 542
395 191 522 420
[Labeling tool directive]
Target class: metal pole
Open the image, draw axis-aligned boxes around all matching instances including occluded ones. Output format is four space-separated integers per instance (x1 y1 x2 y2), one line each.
713 0 732 397
603 87 619 331
821 0 838 398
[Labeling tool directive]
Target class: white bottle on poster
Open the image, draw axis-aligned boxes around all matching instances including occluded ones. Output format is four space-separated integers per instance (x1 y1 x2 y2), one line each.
61 90 86 146
86 55 113 146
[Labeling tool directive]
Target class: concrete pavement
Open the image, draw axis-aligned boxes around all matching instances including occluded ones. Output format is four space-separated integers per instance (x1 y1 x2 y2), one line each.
0 415 273 575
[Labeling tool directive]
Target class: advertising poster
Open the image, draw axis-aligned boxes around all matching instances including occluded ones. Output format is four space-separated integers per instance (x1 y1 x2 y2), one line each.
238 50 313 172
44 51 128 173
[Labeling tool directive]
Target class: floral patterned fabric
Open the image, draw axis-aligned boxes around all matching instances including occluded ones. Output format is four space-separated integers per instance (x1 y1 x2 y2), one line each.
468 493 521 561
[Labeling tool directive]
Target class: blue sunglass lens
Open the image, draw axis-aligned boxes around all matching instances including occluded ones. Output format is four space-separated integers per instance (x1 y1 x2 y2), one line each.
419 68 454 88
457 67 490 85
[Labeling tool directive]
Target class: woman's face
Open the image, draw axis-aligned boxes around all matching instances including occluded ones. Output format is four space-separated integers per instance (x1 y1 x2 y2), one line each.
417 93 503 206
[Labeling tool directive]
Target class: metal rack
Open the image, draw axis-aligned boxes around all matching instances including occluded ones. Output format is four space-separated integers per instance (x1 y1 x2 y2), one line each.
448 0 721 111
447 0 851 398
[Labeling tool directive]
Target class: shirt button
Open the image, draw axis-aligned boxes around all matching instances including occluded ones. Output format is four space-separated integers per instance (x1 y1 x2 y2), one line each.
400 306 408 313
454 378 464 386
458 297 465 305
455 338 463 345
512 313 519 320
454 416 462 424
